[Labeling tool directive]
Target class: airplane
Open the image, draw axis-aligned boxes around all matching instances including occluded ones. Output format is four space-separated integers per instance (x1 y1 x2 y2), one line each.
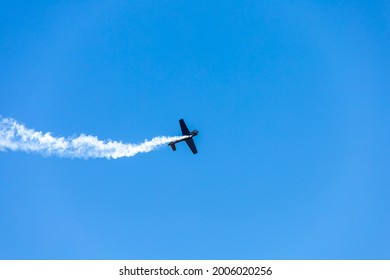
168 119 198 154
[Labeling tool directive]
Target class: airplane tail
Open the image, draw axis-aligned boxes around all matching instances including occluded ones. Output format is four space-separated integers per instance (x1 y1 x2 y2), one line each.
169 143 176 151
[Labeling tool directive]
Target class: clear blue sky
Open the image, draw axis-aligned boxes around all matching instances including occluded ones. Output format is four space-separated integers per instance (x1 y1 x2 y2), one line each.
0 0 389 259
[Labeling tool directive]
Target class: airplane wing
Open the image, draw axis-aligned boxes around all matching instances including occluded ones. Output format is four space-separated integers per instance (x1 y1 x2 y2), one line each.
179 119 191 135
185 138 198 154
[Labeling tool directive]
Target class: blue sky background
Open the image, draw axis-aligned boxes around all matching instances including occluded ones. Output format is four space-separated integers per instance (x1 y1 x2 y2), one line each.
0 0 389 259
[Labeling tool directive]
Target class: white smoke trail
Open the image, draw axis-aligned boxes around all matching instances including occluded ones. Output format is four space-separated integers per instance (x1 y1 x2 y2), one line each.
0 117 185 159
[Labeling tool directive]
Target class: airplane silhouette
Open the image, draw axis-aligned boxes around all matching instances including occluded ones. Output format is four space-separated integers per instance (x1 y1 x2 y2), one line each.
168 119 198 154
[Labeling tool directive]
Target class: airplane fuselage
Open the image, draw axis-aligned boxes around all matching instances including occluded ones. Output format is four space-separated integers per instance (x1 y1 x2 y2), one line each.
171 130 198 145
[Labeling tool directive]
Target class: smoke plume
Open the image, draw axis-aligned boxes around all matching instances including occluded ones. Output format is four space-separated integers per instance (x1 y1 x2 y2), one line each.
0 117 184 159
